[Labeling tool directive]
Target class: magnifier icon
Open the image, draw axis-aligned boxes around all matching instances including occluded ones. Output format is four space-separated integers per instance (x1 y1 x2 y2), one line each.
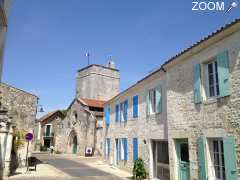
226 1 238 13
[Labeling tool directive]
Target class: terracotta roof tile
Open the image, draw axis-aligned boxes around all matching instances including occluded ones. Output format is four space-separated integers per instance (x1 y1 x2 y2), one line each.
38 110 65 124
80 98 106 108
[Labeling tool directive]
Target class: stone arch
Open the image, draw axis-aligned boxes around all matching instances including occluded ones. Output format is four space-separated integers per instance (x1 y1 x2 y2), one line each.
68 129 78 154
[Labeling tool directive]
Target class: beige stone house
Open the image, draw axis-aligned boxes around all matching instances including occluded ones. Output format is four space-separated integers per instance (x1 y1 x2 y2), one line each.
37 110 65 149
103 19 240 180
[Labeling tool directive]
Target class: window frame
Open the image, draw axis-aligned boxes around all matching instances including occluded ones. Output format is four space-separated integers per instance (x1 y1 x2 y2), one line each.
149 88 156 115
205 60 220 99
45 124 52 137
208 138 226 180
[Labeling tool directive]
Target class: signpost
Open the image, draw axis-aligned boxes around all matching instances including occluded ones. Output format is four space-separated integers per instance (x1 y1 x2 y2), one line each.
25 133 33 168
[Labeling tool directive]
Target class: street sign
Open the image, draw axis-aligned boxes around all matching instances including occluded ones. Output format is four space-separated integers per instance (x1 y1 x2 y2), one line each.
25 133 33 141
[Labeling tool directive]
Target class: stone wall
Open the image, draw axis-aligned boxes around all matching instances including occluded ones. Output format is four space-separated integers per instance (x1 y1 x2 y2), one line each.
103 71 167 178
1 83 38 131
76 65 120 101
0 83 38 166
166 27 240 179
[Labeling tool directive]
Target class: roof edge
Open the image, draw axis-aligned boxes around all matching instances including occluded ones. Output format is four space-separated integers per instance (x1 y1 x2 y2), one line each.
77 64 119 72
1 82 39 99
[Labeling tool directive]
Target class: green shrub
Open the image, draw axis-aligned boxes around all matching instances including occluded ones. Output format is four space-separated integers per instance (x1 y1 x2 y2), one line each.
132 158 148 180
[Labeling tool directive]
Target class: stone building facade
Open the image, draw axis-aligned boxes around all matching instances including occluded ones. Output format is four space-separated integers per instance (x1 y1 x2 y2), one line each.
0 83 38 174
37 110 65 149
55 98 105 156
103 70 168 179
76 62 120 101
103 19 240 180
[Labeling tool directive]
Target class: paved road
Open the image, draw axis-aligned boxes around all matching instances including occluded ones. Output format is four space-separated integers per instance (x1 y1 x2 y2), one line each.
34 153 123 180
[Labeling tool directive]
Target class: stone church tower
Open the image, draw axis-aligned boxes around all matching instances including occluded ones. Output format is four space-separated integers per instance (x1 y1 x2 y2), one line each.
51 61 120 156
76 61 120 100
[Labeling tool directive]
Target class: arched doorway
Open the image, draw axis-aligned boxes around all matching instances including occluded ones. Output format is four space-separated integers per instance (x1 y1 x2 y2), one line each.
69 130 78 154
72 135 77 154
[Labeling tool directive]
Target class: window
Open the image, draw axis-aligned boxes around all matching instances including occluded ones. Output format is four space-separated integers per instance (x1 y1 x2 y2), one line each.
119 138 128 161
121 100 128 122
105 138 110 157
206 60 220 97
45 124 52 137
149 88 156 114
210 139 226 180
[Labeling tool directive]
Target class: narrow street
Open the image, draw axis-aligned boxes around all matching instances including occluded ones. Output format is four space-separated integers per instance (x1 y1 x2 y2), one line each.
33 153 125 180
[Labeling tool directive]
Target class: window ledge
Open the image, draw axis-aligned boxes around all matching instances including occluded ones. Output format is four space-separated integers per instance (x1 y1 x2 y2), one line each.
203 98 217 105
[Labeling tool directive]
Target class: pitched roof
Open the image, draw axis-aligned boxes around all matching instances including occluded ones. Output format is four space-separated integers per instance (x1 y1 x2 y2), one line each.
1 82 39 99
81 98 106 108
38 110 65 124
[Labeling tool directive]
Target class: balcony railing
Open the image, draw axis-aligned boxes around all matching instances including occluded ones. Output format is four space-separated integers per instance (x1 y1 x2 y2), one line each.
43 132 54 138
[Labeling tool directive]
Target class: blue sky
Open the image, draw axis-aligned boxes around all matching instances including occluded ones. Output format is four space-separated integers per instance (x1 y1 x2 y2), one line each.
2 0 240 116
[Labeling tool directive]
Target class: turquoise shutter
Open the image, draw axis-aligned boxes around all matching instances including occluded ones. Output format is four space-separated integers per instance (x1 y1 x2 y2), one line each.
133 138 138 161
123 138 128 161
115 104 119 122
156 85 162 113
133 96 138 118
146 91 150 116
197 137 208 180
217 50 231 97
124 100 128 122
193 64 202 104
223 136 237 180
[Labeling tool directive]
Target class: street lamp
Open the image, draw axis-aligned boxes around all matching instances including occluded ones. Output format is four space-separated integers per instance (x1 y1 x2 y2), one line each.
37 104 44 113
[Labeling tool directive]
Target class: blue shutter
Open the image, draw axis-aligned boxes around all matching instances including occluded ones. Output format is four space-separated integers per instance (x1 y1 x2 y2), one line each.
115 104 119 122
133 96 138 118
193 64 202 104
120 103 123 124
123 138 128 161
223 136 237 180
156 85 162 113
217 50 231 97
104 106 110 126
197 136 208 180
124 100 128 122
133 138 138 161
